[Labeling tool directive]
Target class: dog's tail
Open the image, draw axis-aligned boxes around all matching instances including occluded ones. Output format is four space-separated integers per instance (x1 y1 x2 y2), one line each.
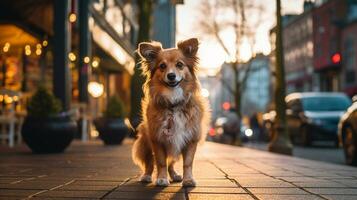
132 124 153 171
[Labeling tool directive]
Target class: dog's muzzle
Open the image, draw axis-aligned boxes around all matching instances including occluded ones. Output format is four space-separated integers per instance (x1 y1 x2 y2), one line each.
165 79 183 88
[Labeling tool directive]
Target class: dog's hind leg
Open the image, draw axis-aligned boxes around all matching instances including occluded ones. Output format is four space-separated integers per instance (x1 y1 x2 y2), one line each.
168 160 183 182
132 128 154 183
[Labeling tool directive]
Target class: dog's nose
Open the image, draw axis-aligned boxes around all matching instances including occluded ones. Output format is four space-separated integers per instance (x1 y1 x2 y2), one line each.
167 73 176 81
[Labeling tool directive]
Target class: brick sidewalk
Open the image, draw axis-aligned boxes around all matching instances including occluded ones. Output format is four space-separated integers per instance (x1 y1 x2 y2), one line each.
1 140 357 200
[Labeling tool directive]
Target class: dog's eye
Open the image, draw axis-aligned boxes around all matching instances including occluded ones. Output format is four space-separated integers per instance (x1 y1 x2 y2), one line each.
176 61 184 69
159 63 166 70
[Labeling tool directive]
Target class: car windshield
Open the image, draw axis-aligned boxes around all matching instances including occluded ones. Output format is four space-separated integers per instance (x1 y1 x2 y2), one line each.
302 96 351 112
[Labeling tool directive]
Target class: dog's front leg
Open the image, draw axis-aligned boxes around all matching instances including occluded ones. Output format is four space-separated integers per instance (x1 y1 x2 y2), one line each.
182 142 197 187
152 143 169 186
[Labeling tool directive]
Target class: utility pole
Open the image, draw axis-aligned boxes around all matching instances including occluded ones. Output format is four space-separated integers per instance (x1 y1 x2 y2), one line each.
268 0 293 155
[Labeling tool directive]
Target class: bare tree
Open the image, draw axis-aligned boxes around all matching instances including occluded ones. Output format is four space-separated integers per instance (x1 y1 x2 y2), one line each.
196 0 265 119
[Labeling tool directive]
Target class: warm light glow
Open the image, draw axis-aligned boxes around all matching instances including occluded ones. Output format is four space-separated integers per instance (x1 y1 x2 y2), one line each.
201 88 210 98
84 56 90 64
35 49 42 56
42 40 48 47
25 45 31 56
91 130 99 138
92 58 100 68
68 52 76 62
88 81 104 98
13 96 18 102
69 13 77 23
0 95 3 102
4 95 12 104
36 44 42 49
3 42 10 52
222 102 231 111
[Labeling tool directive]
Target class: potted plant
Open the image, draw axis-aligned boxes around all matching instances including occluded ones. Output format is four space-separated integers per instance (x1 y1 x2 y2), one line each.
94 95 129 145
21 87 77 153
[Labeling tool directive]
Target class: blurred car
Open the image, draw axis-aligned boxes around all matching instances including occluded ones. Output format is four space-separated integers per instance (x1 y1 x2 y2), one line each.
263 92 351 146
338 95 357 165
210 111 253 144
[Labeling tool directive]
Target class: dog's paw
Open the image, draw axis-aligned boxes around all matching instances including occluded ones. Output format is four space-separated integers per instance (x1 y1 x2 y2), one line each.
182 178 196 187
155 178 170 186
170 174 183 182
139 174 152 183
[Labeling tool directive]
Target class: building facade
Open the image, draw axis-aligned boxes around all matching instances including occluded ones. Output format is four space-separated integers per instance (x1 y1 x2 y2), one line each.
313 0 357 96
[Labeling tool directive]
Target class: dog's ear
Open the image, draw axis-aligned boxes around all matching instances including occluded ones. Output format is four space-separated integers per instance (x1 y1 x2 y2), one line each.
177 38 199 58
137 42 162 62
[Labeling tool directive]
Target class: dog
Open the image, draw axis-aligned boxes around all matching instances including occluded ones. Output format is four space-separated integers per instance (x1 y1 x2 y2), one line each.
132 38 210 187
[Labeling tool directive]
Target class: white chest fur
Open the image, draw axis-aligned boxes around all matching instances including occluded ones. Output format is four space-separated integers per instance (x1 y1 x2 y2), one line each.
163 87 184 104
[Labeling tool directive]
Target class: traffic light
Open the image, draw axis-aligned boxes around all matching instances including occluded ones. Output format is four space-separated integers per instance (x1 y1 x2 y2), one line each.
331 53 341 64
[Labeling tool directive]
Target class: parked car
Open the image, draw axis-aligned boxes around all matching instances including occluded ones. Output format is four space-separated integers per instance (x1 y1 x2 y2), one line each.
210 110 253 144
338 95 357 165
263 92 351 146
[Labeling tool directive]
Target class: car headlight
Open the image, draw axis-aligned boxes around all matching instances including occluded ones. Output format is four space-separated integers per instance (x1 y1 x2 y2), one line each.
244 129 253 137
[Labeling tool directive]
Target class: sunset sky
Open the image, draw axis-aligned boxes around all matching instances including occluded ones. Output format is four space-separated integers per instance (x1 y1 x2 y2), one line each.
176 0 308 75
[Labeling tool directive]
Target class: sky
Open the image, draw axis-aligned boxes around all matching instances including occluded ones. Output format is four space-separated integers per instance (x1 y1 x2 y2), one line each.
176 0 307 76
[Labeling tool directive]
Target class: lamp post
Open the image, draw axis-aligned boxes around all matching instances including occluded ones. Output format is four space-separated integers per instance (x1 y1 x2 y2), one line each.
268 0 293 155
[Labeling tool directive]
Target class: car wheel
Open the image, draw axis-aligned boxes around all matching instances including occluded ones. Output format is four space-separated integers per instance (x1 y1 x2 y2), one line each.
343 126 357 166
301 125 312 147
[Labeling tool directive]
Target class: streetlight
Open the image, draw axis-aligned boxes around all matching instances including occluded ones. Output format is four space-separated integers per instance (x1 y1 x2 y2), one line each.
268 0 293 155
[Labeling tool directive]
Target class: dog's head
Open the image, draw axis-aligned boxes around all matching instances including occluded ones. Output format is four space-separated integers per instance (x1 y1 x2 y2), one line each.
137 38 199 89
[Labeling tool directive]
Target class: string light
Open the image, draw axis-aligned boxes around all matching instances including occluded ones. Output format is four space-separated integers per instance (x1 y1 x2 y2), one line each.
92 57 100 68
3 42 10 53
25 45 31 56
84 56 90 64
68 52 76 62
35 49 42 56
35 43 42 55
42 40 48 47
69 13 77 23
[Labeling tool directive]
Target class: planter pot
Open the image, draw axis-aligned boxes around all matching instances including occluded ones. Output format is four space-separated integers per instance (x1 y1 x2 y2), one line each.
94 118 129 145
22 115 77 153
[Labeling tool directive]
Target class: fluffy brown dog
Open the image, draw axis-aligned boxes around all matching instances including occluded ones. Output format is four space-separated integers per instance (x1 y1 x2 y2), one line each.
132 38 210 187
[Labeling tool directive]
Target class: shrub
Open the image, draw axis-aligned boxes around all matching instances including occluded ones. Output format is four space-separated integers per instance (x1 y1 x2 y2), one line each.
27 86 62 117
104 95 126 118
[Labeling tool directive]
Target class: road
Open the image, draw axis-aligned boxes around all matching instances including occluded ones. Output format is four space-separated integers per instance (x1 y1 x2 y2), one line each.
244 141 347 165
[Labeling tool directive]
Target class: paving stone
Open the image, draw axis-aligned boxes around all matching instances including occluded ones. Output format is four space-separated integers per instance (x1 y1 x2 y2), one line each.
255 194 324 200
247 187 309 194
35 190 107 198
306 188 357 195
72 180 122 186
104 191 185 199
294 181 347 188
115 185 184 193
188 193 254 200
1 140 357 199
0 189 43 197
186 187 246 194
322 195 357 200
56 184 117 191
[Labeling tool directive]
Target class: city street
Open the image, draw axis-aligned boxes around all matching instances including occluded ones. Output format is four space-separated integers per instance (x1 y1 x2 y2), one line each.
1 140 357 200
244 142 346 165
